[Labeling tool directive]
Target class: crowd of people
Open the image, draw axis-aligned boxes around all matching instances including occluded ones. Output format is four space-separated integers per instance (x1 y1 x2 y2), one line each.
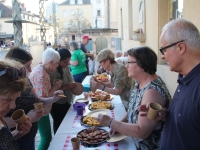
0 18 200 150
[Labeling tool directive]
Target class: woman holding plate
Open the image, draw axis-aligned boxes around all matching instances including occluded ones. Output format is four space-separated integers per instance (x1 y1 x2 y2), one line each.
90 49 132 109
97 47 171 150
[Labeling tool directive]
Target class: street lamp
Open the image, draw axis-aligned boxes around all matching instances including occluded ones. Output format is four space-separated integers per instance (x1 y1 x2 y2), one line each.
39 0 48 41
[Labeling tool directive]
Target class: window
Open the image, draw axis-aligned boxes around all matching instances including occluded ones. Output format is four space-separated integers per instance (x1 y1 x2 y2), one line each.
78 10 82 16
97 10 101 16
70 0 75 4
169 0 183 20
78 0 83 4
97 0 101 4
71 10 74 16
63 10 67 18
97 20 102 28
64 22 68 28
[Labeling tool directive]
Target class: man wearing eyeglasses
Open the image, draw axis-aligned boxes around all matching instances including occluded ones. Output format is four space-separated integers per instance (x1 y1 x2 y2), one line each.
158 19 200 149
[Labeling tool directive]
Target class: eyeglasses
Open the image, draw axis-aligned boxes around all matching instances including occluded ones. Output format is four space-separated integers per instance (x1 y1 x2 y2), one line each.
159 40 185 55
0 67 26 80
126 61 137 65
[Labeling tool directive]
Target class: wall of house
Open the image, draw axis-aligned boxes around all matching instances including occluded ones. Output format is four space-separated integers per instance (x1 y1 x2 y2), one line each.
117 0 179 96
1 18 13 34
58 4 93 30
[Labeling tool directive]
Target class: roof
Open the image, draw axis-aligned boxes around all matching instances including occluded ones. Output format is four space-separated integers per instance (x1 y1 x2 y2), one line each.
0 3 12 18
59 0 91 5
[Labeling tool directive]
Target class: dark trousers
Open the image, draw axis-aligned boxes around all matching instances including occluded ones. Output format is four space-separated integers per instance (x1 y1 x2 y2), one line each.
17 136 35 150
50 102 71 134
73 71 87 83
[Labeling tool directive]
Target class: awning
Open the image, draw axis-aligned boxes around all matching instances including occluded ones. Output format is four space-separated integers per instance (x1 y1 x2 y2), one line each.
0 34 13 39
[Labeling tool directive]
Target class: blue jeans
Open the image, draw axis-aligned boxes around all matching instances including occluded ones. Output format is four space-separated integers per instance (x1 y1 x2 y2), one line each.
17 136 35 150
73 71 87 83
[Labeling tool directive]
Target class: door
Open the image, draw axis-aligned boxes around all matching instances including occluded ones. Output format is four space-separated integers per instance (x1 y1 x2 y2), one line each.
95 37 108 54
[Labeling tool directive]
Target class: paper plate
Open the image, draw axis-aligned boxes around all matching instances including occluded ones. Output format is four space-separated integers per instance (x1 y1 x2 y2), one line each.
87 109 110 117
71 82 84 95
75 98 89 104
107 133 126 142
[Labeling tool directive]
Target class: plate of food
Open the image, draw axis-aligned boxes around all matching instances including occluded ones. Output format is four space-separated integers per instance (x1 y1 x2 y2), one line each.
87 109 110 118
77 127 109 147
107 133 126 142
95 74 109 82
80 116 102 127
88 101 114 111
88 90 113 101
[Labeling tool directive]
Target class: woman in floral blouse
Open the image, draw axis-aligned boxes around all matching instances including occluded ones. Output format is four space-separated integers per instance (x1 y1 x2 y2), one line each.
29 48 62 150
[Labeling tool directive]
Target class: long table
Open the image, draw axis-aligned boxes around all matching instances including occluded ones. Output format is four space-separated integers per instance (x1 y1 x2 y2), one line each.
48 76 136 150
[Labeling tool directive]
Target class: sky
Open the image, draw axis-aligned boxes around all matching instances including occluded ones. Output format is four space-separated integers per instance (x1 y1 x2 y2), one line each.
5 0 65 14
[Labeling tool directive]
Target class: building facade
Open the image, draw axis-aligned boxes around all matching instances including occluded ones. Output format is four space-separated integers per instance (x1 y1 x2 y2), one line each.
116 0 200 96
57 0 92 46
0 2 54 47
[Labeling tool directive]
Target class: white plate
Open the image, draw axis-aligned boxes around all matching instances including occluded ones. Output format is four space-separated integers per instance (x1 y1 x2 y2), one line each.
75 98 89 103
107 133 126 142
87 109 110 117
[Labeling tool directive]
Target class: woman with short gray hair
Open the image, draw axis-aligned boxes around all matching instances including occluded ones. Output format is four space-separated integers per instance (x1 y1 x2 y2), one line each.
70 41 87 83
29 48 62 150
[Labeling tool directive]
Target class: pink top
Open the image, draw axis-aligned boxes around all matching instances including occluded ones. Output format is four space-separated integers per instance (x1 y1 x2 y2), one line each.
29 64 52 115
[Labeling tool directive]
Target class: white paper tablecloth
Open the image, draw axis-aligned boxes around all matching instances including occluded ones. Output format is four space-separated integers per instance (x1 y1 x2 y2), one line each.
48 75 136 150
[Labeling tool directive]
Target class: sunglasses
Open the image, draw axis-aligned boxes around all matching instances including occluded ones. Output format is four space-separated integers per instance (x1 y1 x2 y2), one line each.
159 40 185 55
0 67 26 80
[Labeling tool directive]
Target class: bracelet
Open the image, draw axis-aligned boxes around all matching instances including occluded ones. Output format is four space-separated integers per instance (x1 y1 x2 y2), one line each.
109 118 115 128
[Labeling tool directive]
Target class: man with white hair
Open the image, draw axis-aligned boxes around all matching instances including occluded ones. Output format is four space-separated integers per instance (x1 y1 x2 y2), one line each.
29 48 62 150
157 19 200 149
115 50 122 58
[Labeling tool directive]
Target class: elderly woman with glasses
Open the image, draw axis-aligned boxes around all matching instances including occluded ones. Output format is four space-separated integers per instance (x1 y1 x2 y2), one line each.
97 47 171 150
0 59 32 149
4 47 63 150
70 41 87 83
29 48 62 150
91 49 132 109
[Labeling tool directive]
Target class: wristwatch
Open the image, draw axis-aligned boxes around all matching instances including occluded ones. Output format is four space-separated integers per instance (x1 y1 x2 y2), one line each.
102 86 105 91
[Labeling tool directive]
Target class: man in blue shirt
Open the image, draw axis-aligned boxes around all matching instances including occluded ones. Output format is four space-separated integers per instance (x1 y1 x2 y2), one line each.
138 18 200 149
158 19 200 149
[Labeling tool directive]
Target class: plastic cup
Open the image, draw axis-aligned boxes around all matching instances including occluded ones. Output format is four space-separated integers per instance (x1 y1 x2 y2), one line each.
147 103 162 120
11 109 27 125
71 137 80 150
76 106 84 116
33 102 43 110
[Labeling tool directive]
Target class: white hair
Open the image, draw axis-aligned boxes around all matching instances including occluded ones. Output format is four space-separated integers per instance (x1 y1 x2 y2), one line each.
42 48 60 65
115 50 122 58
161 19 200 50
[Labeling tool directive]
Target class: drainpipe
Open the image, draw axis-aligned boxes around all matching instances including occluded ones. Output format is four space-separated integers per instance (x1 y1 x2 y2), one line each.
107 0 110 28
